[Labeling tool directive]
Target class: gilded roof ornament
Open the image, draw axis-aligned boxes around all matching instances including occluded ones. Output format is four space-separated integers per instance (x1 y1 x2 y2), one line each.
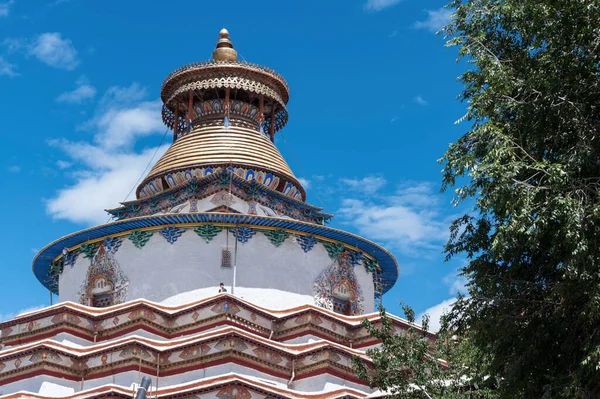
212 28 238 62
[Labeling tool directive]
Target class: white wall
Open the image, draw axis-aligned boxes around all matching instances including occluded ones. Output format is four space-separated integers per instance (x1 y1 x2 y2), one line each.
59 229 375 313
0 368 371 395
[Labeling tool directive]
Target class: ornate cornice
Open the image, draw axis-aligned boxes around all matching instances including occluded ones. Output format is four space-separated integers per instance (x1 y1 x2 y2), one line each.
0 295 433 349
161 61 290 103
0 373 374 399
0 326 369 387
32 214 399 294
121 171 325 222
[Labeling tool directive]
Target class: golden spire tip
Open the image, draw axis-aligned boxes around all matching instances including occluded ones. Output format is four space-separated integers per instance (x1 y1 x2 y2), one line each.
213 28 237 62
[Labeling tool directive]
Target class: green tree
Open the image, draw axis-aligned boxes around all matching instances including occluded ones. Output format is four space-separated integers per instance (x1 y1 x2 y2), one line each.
353 305 497 399
441 0 600 397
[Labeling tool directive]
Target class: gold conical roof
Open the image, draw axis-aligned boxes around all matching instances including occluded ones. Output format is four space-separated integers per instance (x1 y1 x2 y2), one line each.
137 124 304 200
147 124 295 181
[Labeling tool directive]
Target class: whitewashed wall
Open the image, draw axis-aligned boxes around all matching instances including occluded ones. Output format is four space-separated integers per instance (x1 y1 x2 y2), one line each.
0 365 371 395
146 194 294 220
59 229 375 313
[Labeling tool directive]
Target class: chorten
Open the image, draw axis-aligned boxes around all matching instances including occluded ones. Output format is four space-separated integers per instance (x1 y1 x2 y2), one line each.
0 30 416 399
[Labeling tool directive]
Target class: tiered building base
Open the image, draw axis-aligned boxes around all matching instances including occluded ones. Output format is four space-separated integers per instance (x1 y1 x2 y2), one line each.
0 295 432 398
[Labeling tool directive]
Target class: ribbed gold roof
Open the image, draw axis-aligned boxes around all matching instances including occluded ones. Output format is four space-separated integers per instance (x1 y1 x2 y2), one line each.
138 124 301 196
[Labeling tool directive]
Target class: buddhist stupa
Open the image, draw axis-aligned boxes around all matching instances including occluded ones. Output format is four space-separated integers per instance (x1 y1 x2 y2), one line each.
0 29 421 399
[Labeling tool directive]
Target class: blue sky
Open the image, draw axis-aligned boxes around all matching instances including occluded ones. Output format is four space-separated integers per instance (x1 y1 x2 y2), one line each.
0 0 470 330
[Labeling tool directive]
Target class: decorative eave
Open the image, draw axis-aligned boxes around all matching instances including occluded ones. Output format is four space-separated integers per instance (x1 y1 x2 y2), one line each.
0 373 374 399
1 325 372 358
0 295 435 349
111 169 329 223
159 31 289 136
0 326 371 387
32 214 399 295
161 61 290 104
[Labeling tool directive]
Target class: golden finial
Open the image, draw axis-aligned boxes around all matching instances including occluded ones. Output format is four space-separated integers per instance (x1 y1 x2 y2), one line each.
212 28 238 62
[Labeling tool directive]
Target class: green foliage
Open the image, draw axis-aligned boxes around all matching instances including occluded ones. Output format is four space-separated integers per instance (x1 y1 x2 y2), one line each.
353 306 497 399
441 0 600 397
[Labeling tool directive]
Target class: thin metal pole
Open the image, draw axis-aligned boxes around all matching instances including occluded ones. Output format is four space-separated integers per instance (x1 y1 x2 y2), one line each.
155 352 159 399
232 225 238 295
173 106 179 142
187 90 194 132
187 91 194 120
269 102 275 142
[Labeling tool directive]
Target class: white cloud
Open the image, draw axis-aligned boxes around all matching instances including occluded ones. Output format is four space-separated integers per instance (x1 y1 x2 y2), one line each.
415 266 469 332
444 271 468 295
29 33 79 70
392 182 440 207
337 182 450 256
417 298 455 333
94 101 162 149
413 95 428 106
414 8 452 33
46 83 168 226
82 83 163 149
0 56 18 77
3 33 79 70
100 83 148 105
388 29 398 38
56 160 72 169
298 177 311 189
8 165 20 173
0 0 14 17
0 304 45 323
364 0 402 11
390 116 398 123
47 144 168 225
339 176 386 194
56 77 96 103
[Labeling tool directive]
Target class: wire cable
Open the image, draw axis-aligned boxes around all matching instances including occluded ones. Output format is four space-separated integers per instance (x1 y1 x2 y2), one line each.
105 127 170 224
278 132 327 210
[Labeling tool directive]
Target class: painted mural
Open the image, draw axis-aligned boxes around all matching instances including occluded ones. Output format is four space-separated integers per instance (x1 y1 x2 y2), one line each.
313 251 364 315
78 244 129 307
138 165 304 201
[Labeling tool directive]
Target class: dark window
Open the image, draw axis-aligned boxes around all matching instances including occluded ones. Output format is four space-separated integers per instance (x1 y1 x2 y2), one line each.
221 248 232 267
93 293 113 308
333 297 350 315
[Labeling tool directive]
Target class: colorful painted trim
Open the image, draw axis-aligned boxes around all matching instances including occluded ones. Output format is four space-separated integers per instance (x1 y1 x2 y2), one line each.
118 171 327 224
33 214 398 295
139 165 303 201
0 326 369 387
0 295 434 350
0 373 373 399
